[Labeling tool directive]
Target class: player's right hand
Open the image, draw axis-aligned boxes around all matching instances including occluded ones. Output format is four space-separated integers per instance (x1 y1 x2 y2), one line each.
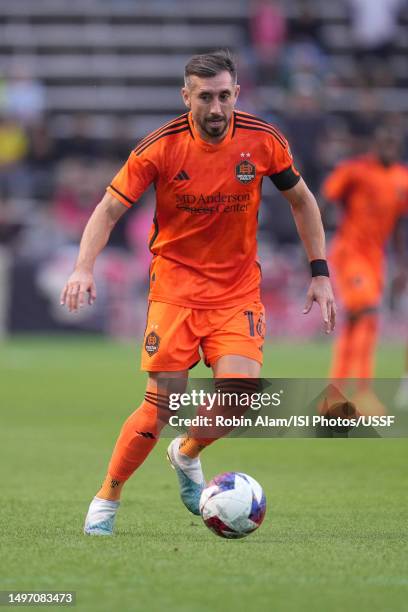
60 269 97 312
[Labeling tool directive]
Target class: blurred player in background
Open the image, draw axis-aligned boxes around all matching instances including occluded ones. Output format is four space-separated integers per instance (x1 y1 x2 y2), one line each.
395 344 408 407
61 50 335 535
393 214 408 408
322 125 408 408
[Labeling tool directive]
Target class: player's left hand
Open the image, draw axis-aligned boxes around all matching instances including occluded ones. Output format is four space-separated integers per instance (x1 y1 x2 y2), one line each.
303 277 336 334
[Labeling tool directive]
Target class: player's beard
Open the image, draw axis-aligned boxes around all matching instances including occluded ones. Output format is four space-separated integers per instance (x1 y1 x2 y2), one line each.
202 114 228 138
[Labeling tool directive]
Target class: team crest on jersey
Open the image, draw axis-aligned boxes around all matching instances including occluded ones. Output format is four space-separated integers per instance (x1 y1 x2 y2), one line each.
235 154 256 184
145 331 160 357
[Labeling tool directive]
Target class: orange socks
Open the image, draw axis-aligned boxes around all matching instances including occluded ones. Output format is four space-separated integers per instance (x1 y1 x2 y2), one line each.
350 313 378 380
178 436 207 459
179 373 260 459
96 474 125 501
330 312 378 380
97 391 170 500
330 320 354 378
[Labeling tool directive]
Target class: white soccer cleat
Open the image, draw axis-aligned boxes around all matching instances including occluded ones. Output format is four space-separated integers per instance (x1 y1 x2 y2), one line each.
83 496 120 536
167 437 205 515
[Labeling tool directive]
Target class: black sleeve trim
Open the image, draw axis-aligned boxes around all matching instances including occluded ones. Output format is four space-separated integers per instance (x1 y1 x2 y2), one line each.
269 166 301 191
109 184 135 206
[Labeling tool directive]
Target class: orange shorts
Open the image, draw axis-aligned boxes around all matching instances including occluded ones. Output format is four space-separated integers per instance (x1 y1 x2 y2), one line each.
141 300 265 372
330 254 383 313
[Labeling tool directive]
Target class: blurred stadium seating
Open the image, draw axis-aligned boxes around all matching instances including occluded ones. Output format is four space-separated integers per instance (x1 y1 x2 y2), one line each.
0 0 407 338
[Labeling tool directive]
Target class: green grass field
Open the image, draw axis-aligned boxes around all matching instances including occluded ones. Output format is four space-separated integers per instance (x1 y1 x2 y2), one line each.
1 337 407 612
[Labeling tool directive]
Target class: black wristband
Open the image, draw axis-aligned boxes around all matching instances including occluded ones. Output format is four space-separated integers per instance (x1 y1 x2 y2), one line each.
310 259 330 277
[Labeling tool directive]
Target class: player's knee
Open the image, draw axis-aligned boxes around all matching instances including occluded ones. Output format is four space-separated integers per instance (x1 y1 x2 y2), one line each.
214 376 261 418
213 355 261 377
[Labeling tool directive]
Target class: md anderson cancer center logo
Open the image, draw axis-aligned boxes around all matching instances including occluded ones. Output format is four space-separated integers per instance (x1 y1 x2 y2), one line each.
176 191 250 215
236 152 256 184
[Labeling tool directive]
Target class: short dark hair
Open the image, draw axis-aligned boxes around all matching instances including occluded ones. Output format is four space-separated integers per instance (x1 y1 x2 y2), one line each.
184 50 237 86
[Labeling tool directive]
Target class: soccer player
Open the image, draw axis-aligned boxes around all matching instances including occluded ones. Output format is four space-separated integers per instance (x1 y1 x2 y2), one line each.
60 51 335 535
322 125 408 389
395 344 408 408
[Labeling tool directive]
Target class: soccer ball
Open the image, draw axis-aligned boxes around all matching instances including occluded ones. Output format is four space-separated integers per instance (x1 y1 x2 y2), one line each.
199 472 266 539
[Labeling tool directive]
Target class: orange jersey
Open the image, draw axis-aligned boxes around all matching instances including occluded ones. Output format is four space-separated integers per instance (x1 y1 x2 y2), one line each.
107 111 299 309
322 155 408 267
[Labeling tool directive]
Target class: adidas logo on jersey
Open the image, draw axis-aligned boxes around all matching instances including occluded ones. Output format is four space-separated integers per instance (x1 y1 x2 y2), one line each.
174 170 190 181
